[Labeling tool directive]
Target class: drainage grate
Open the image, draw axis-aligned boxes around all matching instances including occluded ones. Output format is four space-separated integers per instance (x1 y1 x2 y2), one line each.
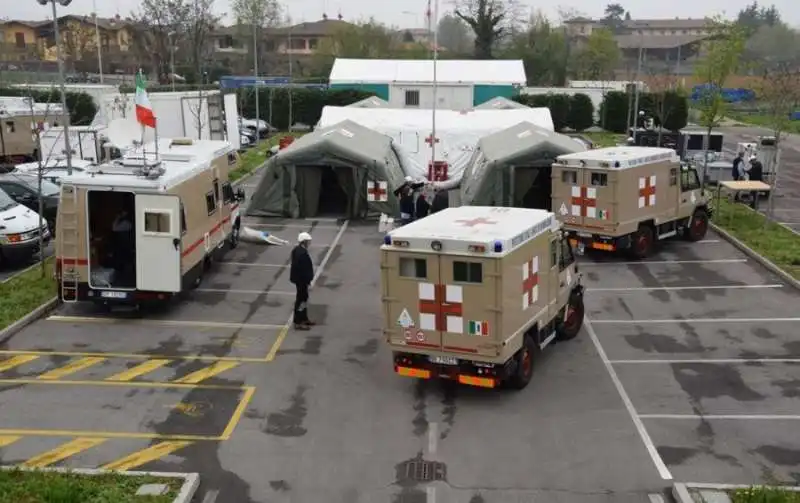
404 460 446 482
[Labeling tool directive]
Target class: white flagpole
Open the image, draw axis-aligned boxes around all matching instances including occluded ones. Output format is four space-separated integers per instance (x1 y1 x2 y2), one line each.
430 0 438 180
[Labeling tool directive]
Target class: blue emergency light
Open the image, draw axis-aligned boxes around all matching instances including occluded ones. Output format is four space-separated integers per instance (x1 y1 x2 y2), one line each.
383 235 392 245
494 240 503 253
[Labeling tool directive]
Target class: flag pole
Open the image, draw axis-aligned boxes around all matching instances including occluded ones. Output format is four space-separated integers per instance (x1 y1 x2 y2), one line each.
430 0 438 180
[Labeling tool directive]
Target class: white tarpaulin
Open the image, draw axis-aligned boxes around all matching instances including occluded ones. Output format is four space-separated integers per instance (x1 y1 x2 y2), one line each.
317 106 554 183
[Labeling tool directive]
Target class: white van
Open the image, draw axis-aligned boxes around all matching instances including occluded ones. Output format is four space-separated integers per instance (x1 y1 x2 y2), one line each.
0 188 51 268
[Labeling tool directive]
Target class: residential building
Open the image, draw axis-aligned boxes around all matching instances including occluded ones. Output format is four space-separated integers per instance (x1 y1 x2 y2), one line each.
0 20 46 62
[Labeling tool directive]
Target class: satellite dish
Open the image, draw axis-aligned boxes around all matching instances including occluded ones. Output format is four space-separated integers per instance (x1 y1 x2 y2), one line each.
106 117 152 148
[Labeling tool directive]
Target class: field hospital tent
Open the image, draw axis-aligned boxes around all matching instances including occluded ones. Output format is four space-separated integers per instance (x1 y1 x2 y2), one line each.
317 106 554 186
247 120 405 219
346 96 390 108
460 122 587 209
473 96 529 110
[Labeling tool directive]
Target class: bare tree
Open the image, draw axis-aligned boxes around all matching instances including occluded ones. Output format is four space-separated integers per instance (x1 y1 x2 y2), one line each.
454 0 520 58
646 67 681 146
131 0 191 79
186 0 220 79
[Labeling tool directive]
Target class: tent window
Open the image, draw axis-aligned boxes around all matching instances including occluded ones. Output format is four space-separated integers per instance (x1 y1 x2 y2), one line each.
405 90 420 107
453 261 482 284
399 257 427 279
561 170 577 184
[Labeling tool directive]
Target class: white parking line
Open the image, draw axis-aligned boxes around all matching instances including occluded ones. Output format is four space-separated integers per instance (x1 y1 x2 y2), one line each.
428 422 438 456
588 284 782 292
584 317 673 480
698 239 719 243
591 317 800 324
195 288 294 295
217 261 322 268
639 414 800 420
580 259 746 266
242 221 340 229
610 358 800 364
45 315 285 330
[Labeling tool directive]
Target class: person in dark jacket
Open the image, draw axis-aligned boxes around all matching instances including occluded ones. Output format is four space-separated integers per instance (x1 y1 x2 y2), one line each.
732 151 745 181
393 176 425 224
431 188 448 213
290 232 315 330
415 192 430 219
748 156 765 208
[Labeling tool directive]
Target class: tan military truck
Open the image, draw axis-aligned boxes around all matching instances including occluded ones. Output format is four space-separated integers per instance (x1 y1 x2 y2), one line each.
0 102 68 164
380 206 584 390
551 146 712 259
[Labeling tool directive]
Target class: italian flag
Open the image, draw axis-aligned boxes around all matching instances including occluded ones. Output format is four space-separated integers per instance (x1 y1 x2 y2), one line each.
598 209 610 220
135 70 156 129
468 320 489 336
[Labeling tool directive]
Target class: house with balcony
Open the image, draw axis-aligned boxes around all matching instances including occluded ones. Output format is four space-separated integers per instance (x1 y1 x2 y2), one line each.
0 20 46 62
37 14 134 69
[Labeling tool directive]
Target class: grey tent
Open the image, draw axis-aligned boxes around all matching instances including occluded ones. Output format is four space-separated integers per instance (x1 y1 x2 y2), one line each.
247 119 405 219
473 96 529 110
460 121 587 209
346 96 390 108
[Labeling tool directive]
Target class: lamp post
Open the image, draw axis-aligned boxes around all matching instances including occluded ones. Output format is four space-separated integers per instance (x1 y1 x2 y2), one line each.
92 0 103 83
36 0 73 176
168 31 176 92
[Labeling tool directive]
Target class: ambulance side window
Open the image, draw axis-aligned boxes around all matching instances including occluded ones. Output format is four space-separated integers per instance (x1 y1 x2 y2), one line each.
560 239 575 270
550 240 558 269
180 202 187 235
669 168 678 186
590 172 607 186
680 169 701 191
212 178 220 204
399 257 427 279
222 182 234 204
561 170 577 184
453 261 482 283
205 191 216 215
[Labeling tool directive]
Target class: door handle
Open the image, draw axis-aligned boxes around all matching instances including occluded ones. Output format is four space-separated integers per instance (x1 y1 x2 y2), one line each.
172 238 180 250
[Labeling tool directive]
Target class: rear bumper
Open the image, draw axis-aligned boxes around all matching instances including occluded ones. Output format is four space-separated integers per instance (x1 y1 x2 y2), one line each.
567 232 630 253
58 282 176 304
393 352 511 389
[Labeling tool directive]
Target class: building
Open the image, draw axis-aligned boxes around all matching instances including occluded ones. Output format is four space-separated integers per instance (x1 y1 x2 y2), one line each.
0 20 46 62
328 58 526 109
564 17 712 76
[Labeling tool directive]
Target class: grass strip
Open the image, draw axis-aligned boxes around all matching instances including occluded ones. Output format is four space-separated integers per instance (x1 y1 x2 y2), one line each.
730 485 800 502
230 132 305 182
581 131 625 148
726 113 800 135
0 257 55 332
713 197 800 280
0 468 181 503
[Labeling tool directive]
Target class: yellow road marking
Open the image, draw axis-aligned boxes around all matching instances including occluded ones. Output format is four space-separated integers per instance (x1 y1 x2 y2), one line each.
0 435 21 447
0 429 218 441
37 357 106 380
173 361 240 384
22 437 106 468
264 324 289 361
0 377 243 390
0 349 268 363
105 359 172 382
46 315 284 330
102 441 193 471
0 355 39 372
220 386 255 439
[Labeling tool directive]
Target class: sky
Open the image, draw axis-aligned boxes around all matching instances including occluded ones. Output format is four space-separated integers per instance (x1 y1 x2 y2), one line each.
3 0 798 29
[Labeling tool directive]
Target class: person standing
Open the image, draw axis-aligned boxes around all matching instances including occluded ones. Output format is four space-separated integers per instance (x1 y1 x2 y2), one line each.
732 151 745 181
747 155 765 208
393 176 425 225
431 187 448 213
290 232 315 330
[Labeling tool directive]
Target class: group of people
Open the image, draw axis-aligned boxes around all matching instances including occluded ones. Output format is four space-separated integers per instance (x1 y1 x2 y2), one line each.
732 151 764 183
393 175 448 225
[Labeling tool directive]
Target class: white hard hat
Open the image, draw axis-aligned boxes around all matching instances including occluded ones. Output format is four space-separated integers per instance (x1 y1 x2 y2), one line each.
750 155 757 161
297 232 312 242
404 175 413 182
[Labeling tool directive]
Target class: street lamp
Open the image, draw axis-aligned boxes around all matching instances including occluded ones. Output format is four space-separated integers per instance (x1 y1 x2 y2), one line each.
168 31 176 91
36 0 73 175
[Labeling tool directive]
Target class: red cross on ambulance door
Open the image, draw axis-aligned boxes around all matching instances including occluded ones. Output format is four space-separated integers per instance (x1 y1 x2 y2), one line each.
388 252 442 351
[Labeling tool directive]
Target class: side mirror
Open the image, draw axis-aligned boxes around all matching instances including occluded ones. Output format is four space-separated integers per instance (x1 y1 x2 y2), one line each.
236 187 246 201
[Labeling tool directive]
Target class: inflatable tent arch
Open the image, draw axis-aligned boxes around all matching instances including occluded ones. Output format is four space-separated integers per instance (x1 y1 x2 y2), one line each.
247 120 405 219
460 122 587 210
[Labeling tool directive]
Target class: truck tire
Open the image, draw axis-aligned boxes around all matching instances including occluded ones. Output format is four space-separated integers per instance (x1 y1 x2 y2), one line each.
684 209 708 242
507 334 537 390
556 294 585 341
630 225 654 260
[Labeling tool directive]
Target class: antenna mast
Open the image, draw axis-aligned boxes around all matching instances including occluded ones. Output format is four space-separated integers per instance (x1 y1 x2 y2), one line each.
430 0 438 180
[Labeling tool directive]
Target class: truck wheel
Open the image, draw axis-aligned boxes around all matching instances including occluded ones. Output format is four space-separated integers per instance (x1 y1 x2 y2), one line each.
630 225 654 260
684 209 708 242
507 334 537 390
556 295 585 341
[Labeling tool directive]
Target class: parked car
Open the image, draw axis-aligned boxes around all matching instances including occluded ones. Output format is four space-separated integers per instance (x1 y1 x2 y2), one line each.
0 173 60 235
0 187 50 268
239 118 276 139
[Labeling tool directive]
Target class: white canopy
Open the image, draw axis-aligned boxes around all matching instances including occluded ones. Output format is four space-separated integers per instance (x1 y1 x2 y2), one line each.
329 58 526 86
317 106 554 183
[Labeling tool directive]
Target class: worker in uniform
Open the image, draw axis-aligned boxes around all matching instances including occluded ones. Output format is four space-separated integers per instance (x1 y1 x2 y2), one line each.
431 187 449 213
393 175 425 225
747 155 765 208
290 232 316 331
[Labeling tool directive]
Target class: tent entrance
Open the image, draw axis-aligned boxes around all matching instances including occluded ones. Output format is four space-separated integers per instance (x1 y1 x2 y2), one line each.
296 164 354 218
513 165 552 211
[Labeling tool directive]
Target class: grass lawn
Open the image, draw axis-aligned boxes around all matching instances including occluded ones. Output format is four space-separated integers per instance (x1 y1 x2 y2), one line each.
0 468 181 503
0 257 55 332
581 131 626 148
726 112 800 135
713 197 800 280
730 486 800 502
230 132 305 182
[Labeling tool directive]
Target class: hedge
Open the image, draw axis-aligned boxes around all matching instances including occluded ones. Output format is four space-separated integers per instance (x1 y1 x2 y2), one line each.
236 88 375 130
568 94 594 132
513 93 594 132
599 90 689 133
0 87 97 126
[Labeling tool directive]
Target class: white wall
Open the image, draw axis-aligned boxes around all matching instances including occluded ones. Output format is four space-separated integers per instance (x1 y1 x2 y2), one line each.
388 84 474 110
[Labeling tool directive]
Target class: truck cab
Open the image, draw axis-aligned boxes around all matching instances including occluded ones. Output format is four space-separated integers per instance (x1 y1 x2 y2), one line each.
381 206 584 391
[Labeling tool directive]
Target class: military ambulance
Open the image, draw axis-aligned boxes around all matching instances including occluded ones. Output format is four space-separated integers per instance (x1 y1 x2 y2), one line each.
551 146 711 259
381 206 584 390
54 137 245 308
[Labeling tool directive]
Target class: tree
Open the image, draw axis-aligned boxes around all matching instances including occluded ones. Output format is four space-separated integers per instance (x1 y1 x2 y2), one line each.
736 1 781 35
744 23 800 65
185 0 219 80
693 18 748 187
503 11 567 86
646 69 681 145
602 3 626 33
571 28 620 80
131 0 192 80
315 20 394 58
437 14 473 54
231 0 282 77
454 0 512 58
61 21 96 70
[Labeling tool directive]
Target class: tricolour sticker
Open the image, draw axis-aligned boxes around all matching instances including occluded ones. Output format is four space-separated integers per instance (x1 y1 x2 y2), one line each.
397 308 414 328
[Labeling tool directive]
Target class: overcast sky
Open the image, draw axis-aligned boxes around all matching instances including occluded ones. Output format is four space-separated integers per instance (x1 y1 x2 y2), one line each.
4 0 799 28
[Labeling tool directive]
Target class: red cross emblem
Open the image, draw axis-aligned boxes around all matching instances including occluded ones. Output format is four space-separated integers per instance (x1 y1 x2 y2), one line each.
639 176 656 207
419 284 463 332
522 258 538 308
425 134 439 146
571 186 596 217
455 217 497 227
428 161 449 181
366 181 387 201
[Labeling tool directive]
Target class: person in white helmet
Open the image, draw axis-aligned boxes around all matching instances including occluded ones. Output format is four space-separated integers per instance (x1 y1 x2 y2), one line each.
393 176 425 225
290 232 315 330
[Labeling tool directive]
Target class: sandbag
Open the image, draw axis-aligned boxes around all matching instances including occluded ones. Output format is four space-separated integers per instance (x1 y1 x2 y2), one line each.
240 226 290 245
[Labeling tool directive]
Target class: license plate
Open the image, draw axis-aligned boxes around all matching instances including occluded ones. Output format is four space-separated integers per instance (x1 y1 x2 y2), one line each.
429 355 458 365
100 291 127 299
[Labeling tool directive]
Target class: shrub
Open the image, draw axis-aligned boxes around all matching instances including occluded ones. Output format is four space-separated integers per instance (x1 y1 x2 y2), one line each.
567 93 594 132
0 87 97 125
